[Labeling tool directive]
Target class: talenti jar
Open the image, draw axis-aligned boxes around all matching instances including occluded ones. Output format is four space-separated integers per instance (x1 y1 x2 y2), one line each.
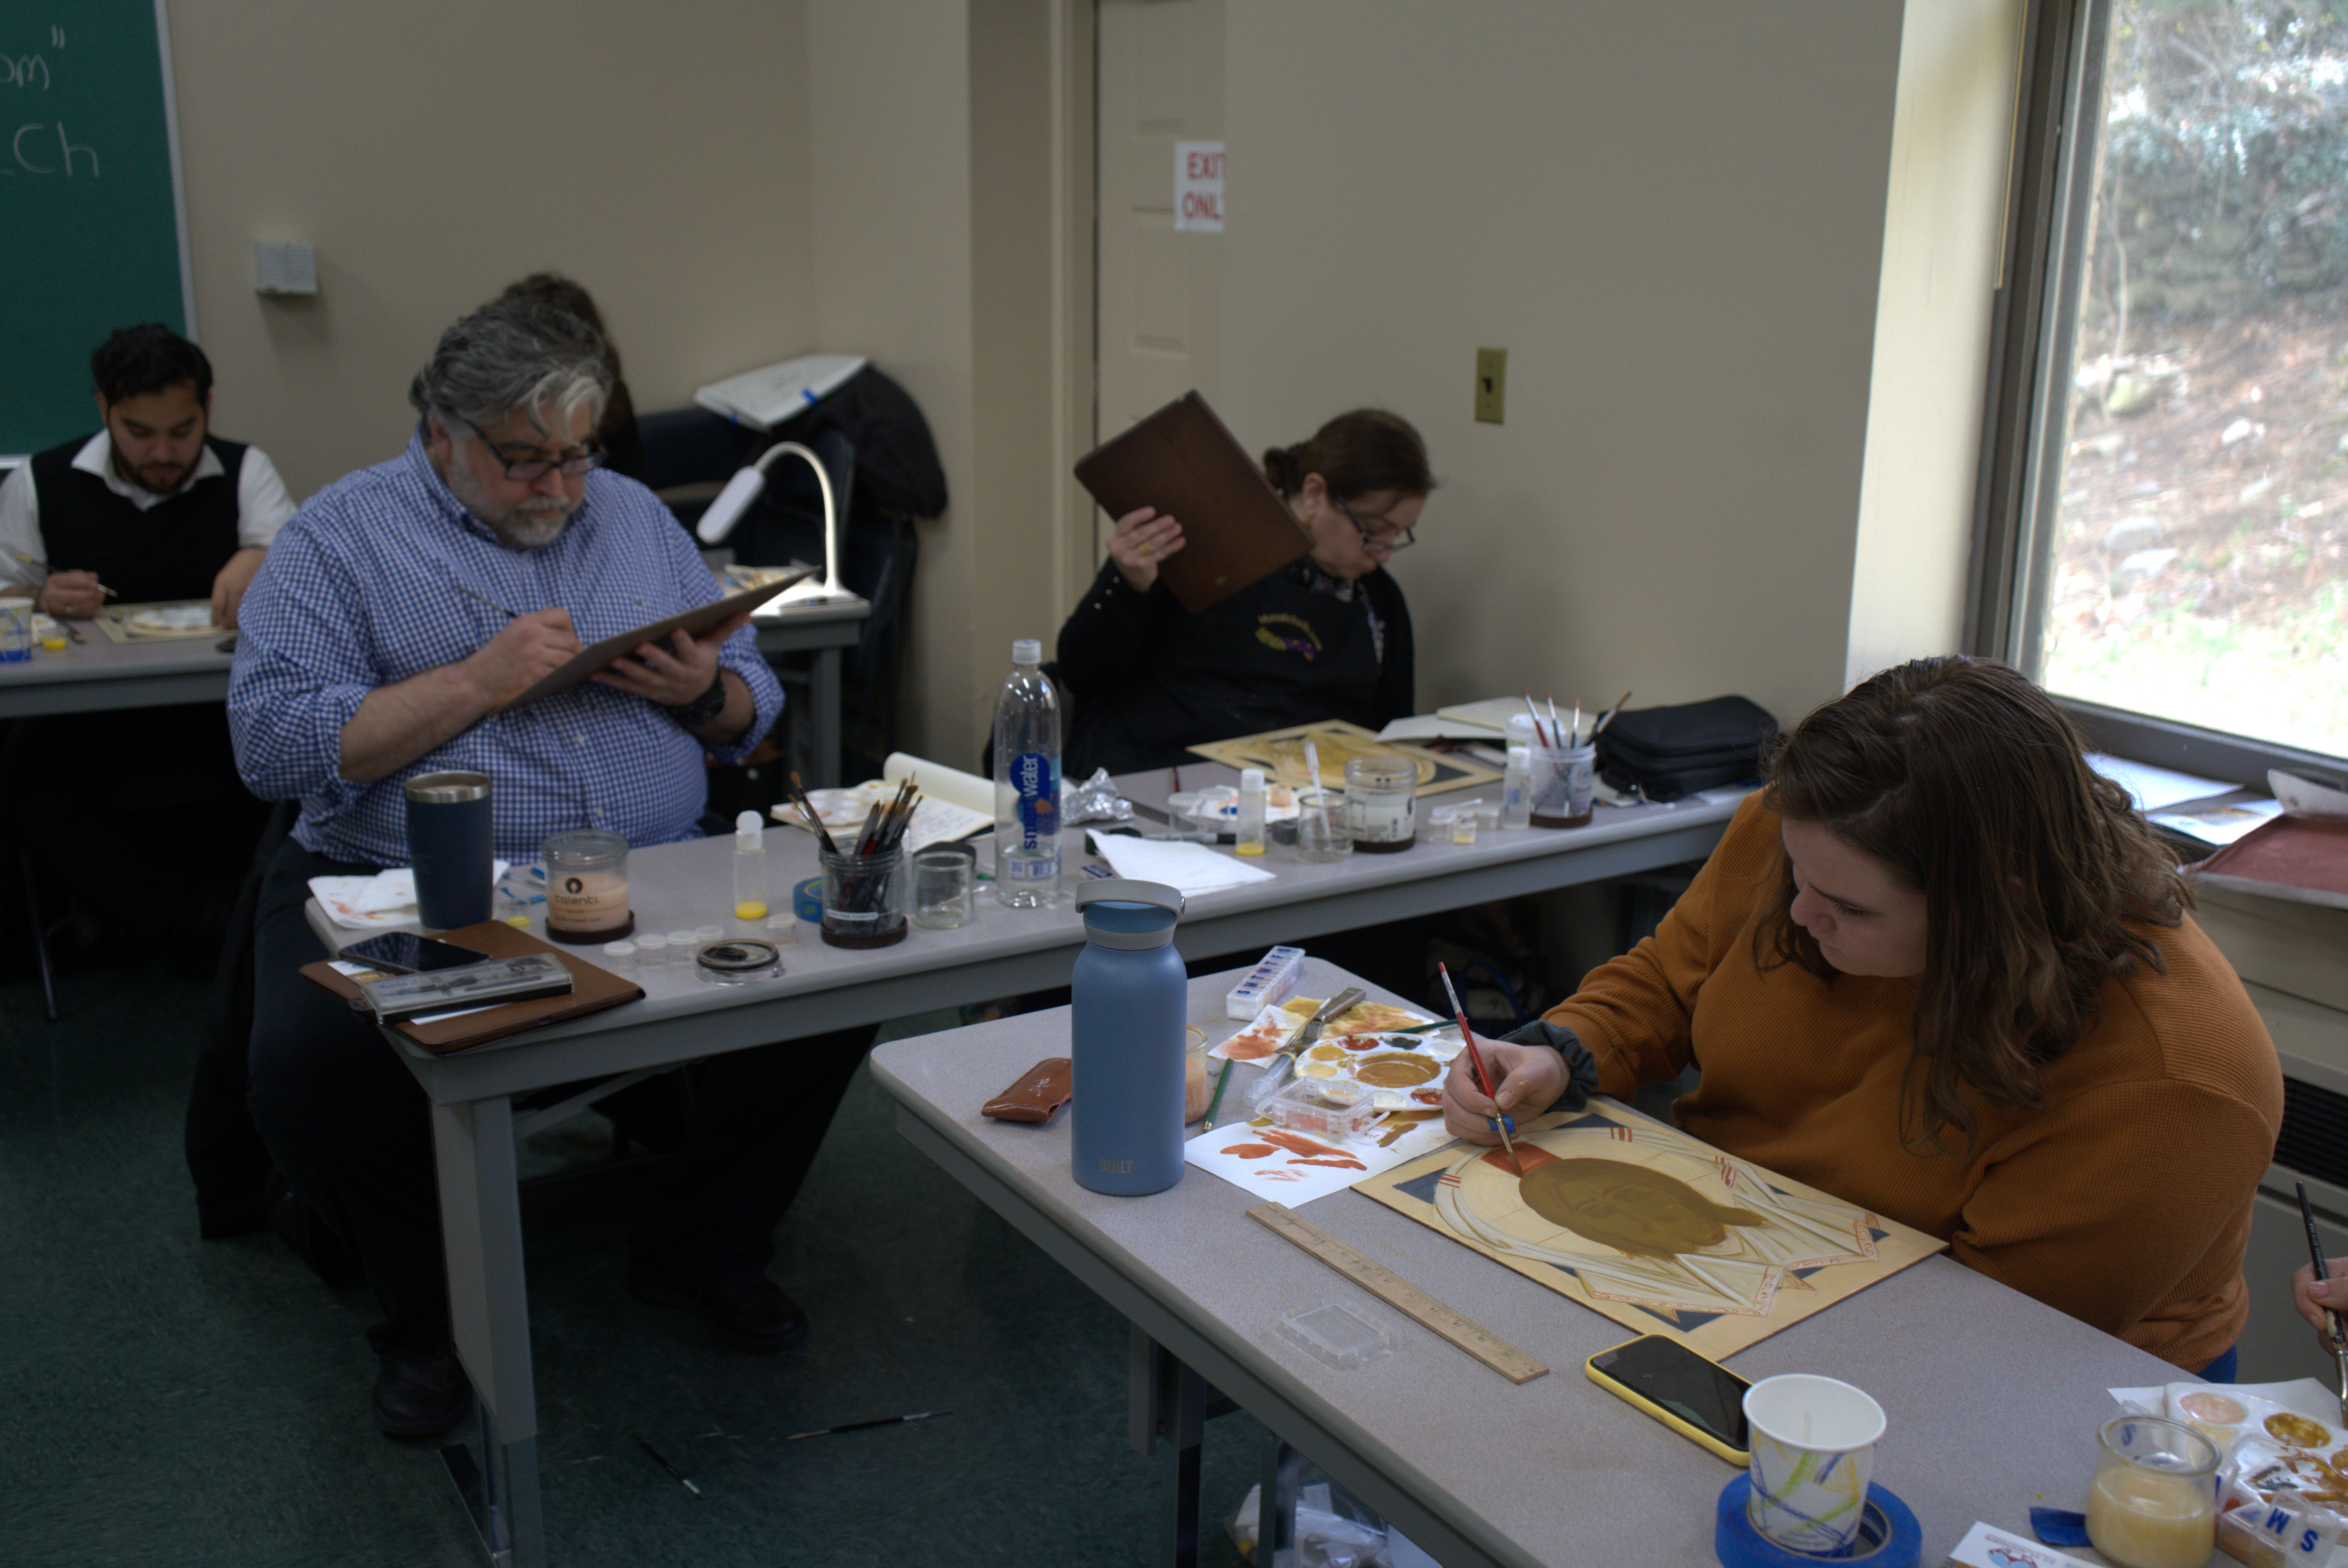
1342 754 1418 853
541 828 633 943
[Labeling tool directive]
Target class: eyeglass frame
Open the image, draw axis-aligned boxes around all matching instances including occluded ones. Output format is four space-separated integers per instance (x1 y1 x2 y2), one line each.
457 416 608 482
1334 494 1417 553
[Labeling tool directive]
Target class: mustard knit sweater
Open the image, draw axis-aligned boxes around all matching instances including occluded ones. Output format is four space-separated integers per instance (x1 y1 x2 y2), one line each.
1544 795 2282 1371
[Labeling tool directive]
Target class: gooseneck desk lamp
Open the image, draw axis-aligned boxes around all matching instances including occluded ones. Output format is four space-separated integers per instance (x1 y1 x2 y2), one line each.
694 441 851 607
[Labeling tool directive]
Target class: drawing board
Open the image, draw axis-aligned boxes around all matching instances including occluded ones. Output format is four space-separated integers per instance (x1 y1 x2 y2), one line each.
1359 1098 1947 1359
1188 720 1500 798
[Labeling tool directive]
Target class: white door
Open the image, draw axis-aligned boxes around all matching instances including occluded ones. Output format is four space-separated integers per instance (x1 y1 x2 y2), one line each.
1094 0 1225 548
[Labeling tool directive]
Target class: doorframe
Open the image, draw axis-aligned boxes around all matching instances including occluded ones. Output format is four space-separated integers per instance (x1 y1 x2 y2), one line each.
1047 0 1101 618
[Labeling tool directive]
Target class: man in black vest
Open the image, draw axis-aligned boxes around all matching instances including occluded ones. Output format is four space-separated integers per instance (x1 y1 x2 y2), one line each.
0 325 290 952
0 324 294 625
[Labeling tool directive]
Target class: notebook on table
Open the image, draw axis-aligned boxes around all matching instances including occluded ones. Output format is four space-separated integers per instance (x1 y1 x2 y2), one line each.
1073 391 1310 613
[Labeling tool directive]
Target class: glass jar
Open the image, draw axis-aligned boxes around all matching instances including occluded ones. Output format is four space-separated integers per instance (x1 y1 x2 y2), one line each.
541 828 632 944
1342 754 1418 853
2085 1415 2218 1568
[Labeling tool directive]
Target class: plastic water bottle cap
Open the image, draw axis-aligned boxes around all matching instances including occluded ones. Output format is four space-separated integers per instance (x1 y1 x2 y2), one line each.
736 809 764 846
1011 637 1042 664
1240 768 1265 791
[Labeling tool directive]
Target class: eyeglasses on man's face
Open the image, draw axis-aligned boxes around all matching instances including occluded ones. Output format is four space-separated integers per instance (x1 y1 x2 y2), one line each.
1336 496 1416 552
461 417 607 482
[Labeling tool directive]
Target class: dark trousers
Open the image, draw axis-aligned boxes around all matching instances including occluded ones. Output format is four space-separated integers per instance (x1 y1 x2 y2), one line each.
247 837 868 1363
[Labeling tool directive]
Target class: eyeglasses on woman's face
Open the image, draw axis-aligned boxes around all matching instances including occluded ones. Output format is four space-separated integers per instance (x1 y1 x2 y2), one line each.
1335 496 1416 553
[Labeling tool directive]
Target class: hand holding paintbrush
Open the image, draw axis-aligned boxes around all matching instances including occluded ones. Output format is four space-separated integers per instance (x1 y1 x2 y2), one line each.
1438 962 1522 1175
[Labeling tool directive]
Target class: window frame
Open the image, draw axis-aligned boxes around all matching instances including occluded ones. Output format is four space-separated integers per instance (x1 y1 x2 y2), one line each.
1969 0 2348 786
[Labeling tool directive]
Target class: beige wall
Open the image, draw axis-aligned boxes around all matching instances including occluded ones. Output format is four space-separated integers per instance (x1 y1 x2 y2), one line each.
156 0 2015 770
1848 0 2019 689
167 0 813 501
1218 2 1909 730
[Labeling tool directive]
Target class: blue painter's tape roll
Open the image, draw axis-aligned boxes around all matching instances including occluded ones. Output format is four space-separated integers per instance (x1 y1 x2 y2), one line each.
793 876 824 923
1715 1476 1921 1568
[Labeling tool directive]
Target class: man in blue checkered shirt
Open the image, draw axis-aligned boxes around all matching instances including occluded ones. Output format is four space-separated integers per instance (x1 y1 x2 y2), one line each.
230 299 838 1440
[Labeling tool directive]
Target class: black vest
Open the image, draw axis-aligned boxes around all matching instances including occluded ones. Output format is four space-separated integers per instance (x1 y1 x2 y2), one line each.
30 433 248 604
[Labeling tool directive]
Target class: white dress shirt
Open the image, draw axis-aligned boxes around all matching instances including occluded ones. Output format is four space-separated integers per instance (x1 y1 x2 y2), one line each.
0 431 296 584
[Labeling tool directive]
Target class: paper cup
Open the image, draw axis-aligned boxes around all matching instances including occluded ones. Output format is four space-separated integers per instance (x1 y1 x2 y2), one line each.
1742 1374 1886 1555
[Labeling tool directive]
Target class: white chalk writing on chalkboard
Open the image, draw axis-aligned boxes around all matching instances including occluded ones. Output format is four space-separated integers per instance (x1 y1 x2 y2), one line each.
3 54 53 90
12 123 97 177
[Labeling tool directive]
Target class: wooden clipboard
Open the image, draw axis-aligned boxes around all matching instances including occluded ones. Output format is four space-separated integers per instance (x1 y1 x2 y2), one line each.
1073 391 1310 612
302 920 644 1054
490 570 809 713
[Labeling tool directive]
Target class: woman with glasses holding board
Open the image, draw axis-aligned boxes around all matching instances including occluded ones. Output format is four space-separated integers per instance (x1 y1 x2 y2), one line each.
1055 408 1433 778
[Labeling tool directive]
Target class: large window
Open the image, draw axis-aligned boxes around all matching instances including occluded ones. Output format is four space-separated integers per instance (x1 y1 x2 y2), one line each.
1993 0 2348 770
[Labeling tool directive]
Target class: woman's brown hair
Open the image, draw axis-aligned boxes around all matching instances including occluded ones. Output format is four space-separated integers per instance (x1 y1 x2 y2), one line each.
1262 408 1432 503
1753 655 2188 1154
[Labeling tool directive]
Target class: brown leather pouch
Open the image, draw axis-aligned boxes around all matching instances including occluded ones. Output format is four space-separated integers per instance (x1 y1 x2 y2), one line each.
982 1057 1072 1123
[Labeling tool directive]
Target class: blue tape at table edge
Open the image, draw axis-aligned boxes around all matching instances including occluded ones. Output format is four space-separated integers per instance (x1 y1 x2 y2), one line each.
1716 1475 1921 1568
792 876 823 922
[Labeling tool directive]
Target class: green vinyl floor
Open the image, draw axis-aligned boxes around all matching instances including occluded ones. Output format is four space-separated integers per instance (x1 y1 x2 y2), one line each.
0 951 1268 1567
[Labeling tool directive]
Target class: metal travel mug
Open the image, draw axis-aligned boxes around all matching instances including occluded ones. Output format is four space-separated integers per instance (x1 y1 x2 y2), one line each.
405 771 494 933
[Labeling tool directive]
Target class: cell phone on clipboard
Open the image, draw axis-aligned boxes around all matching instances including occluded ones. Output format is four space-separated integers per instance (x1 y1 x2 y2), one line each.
339 932 488 975
1584 1333 1752 1466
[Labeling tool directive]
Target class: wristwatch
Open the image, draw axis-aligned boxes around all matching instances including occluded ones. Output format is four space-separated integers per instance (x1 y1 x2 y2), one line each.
665 672 728 728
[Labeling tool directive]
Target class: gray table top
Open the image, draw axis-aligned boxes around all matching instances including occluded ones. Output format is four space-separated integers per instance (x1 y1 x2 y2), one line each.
0 628 235 715
870 957 2197 1568
319 783 1739 1104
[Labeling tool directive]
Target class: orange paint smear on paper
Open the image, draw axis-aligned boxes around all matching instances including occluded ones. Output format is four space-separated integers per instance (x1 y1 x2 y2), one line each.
1221 1144 1277 1160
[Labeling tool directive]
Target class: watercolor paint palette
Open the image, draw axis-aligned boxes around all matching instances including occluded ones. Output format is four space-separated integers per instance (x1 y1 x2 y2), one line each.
1211 994 1443 1064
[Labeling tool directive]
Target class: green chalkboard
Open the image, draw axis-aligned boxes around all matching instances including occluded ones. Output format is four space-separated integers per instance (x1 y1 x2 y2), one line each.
0 2 192 458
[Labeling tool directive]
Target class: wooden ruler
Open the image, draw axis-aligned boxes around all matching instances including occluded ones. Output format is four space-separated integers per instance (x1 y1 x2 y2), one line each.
1247 1202 1549 1384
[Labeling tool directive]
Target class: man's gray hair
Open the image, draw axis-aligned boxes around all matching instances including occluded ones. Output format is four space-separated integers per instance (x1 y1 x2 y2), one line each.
407 297 612 444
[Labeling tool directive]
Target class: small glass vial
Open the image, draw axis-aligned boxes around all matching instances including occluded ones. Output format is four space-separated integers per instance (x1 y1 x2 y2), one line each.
1501 744 1533 830
1343 753 1418 853
733 809 769 919
1234 767 1267 856
599 939 637 973
1450 806 1479 845
633 932 670 969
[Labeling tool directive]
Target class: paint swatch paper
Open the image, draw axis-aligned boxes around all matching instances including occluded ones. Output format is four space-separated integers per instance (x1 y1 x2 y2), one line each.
1185 1109 1461 1205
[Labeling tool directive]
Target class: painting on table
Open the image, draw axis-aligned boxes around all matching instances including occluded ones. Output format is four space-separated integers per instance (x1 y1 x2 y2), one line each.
1359 1098 1946 1358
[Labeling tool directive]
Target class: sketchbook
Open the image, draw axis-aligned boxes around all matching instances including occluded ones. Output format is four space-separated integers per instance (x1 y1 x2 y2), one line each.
490 573 804 713
1073 391 1310 613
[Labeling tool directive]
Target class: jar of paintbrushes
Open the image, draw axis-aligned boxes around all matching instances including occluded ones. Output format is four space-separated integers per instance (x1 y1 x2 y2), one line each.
808 777 922 949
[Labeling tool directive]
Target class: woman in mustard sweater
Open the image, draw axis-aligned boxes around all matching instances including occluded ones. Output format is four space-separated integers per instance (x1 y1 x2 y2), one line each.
1444 656 2280 1372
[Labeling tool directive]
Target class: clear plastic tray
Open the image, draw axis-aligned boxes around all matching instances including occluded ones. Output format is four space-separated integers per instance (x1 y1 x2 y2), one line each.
1273 1299 1394 1371
1262 1075 1380 1140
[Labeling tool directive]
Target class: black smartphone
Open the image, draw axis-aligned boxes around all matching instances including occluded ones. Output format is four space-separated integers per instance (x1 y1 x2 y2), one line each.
1584 1334 1752 1465
339 933 488 975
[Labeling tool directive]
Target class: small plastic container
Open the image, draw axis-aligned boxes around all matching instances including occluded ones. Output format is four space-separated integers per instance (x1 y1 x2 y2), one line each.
766 913 799 946
1264 1076 1380 1141
665 929 698 955
693 924 725 945
599 940 637 972
633 932 670 969
1272 1298 1394 1372
1227 946 1305 1019
693 938 783 985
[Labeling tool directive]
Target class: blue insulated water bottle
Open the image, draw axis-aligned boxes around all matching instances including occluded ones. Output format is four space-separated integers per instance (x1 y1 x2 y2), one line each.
1070 879 1188 1196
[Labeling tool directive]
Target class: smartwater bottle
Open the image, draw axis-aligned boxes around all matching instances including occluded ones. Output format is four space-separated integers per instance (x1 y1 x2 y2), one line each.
992 638 1061 907
1070 879 1187 1195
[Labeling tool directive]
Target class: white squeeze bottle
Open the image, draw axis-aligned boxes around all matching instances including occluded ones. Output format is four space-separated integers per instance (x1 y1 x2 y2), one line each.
734 810 769 920
1235 768 1267 855
992 638 1062 906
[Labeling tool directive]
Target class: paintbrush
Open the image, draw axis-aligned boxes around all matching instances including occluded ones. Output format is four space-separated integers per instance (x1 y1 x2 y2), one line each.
787 771 841 856
1303 737 1326 798
1439 961 1521 1176
1250 987 1365 1109
628 1430 701 1497
1519 688 1549 747
454 581 520 619
2298 1182 2348 1422
1594 690 1632 736
1547 692 1563 748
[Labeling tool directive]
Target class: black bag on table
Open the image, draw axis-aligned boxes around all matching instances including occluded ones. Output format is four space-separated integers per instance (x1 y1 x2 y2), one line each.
1595 695 1777 803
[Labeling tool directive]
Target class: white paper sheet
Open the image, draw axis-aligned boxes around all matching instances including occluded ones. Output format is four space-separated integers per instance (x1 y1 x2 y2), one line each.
2148 796 2282 845
2087 752 2236 812
1085 834 1276 896
1184 1110 1460 1205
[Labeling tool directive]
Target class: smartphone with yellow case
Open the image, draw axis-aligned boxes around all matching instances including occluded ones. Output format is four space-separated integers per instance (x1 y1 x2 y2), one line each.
1584 1334 1752 1466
